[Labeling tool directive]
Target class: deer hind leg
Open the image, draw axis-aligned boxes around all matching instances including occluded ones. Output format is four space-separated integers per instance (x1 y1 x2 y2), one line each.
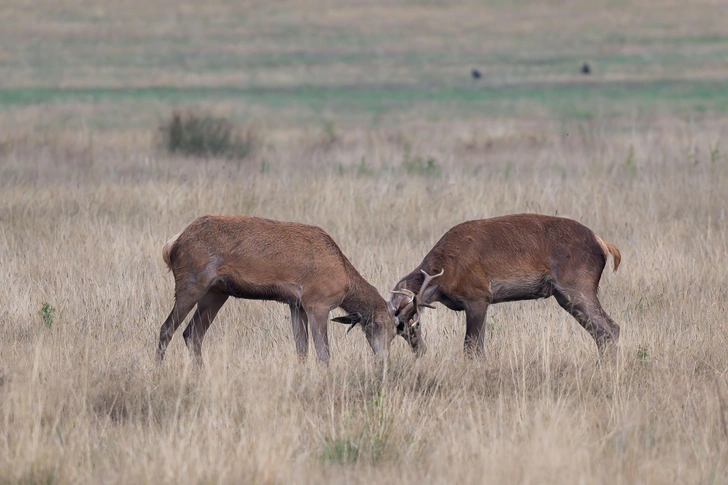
464 302 489 358
553 287 620 354
182 289 228 366
157 288 202 362
289 303 309 362
157 268 217 363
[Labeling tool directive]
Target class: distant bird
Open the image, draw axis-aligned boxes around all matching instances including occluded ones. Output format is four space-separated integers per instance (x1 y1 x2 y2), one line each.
581 62 591 75
471 68 482 80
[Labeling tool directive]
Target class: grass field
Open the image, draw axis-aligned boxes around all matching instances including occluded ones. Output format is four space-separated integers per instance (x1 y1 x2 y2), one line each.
1 0 728 483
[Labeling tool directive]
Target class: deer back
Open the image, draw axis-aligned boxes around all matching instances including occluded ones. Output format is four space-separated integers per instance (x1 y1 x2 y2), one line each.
166 215 355 305
418 214 613 298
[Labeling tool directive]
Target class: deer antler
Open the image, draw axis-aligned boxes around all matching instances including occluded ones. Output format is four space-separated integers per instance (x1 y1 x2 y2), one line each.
410 269 443 314
390 289 415 316
394 269 443 326
417 269 444 302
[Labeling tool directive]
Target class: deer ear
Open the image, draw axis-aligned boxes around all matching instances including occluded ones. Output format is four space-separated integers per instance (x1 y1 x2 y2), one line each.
332 313 362 325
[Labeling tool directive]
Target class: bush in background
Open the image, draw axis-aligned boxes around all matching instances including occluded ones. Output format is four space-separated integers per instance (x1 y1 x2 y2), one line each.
160 110 256 160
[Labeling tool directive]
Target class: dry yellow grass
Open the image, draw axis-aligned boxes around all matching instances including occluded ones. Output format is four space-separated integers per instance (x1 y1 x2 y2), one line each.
2 0 728 482
1 116 727 483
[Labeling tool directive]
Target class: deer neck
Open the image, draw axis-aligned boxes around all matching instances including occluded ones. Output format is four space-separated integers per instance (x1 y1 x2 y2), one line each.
340 276 385 322
401 268 425 293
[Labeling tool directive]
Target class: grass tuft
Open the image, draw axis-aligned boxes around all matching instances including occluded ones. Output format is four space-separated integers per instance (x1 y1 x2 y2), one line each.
321 437 360 464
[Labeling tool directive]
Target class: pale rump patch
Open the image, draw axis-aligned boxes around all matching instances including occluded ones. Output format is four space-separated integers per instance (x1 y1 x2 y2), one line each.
162 229 184 268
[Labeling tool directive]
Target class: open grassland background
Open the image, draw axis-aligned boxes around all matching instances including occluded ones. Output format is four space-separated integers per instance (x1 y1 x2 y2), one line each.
1 0 727 130
2 0 728 483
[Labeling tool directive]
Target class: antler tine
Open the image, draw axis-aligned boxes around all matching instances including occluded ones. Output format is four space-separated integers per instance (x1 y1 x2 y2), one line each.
416 268 444 305
390 289 416 316
398 300 416 318
390 289 415 299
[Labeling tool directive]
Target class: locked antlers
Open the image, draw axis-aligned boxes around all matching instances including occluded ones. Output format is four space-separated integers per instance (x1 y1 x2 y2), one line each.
391 269 443 327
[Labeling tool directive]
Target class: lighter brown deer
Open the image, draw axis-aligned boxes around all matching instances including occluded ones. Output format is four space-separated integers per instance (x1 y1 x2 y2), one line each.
389 214 621 356
156 215 399 364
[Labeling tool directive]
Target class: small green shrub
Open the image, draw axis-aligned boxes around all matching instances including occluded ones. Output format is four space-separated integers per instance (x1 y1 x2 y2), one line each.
260 158 270 174
321 120 338 147
321 437 359 464
637 345 648 361
160 110 256 159
356 157 374 177
403 156 441 177
710 145 721 163
402 142 441 177
39 302 55 328
625 145 636 177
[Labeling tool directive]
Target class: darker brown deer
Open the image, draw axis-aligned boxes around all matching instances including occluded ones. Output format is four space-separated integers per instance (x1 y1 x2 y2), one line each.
389 214 621 356
157 215 398 365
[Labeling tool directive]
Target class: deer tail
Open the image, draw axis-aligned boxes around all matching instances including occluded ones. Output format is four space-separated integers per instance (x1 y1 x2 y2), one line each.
594 234 621 272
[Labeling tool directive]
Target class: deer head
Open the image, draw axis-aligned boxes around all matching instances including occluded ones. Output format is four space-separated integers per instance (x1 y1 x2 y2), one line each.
388 269 443 355
331 305 398 357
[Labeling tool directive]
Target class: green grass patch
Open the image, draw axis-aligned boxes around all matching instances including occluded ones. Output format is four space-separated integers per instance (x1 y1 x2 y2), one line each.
1 79 726 124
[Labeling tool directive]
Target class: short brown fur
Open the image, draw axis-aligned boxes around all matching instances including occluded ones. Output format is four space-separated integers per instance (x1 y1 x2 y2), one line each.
390 214 621 356
157 215 396 364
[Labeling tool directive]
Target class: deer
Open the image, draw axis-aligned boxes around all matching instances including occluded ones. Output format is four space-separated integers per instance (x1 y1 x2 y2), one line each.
388 214 622 357
156 215 401 365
